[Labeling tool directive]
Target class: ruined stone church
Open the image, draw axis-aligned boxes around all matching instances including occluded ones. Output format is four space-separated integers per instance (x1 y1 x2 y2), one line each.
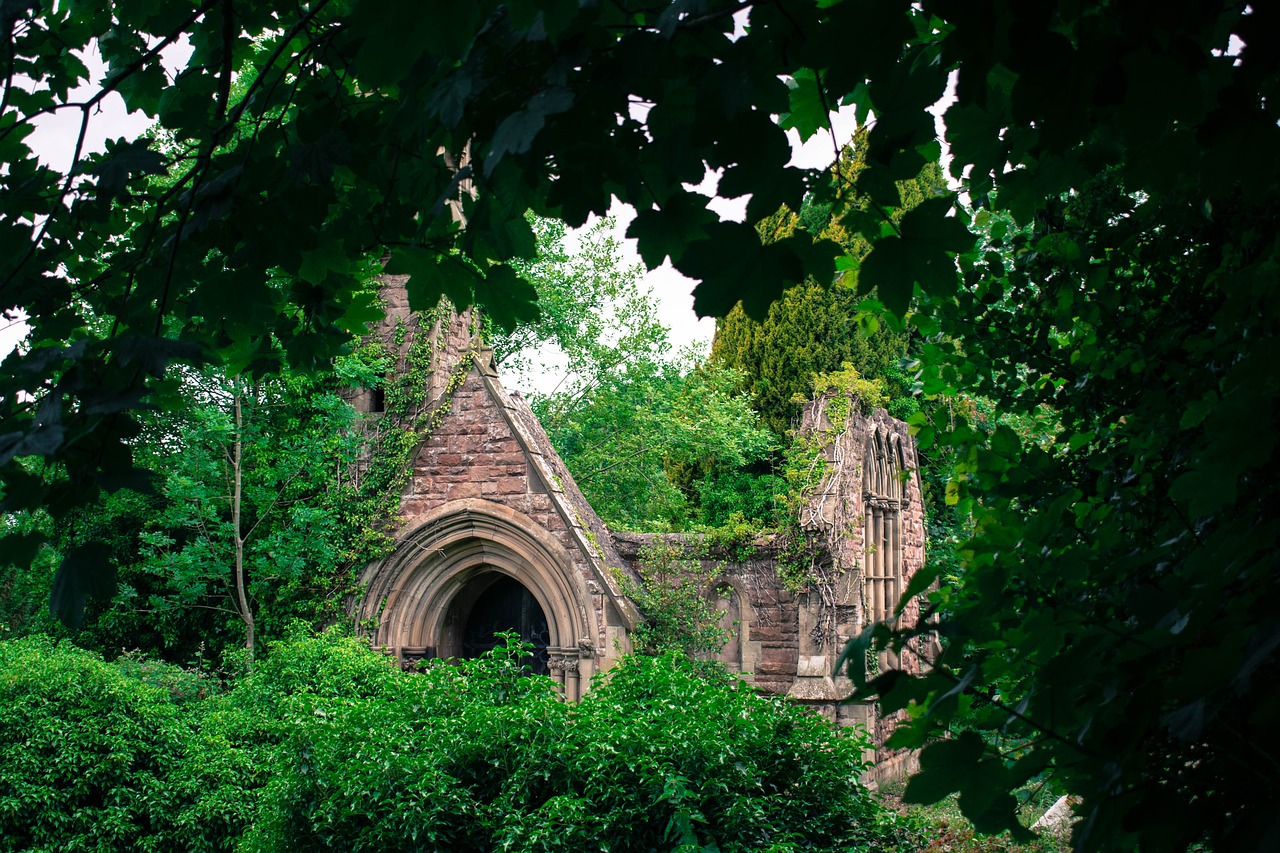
346 279 928 780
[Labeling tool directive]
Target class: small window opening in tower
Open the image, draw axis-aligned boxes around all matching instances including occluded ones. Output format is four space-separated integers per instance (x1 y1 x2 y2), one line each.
370 380 386 413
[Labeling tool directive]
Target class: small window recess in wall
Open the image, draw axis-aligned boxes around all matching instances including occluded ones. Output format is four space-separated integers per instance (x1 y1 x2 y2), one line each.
370 382 386 414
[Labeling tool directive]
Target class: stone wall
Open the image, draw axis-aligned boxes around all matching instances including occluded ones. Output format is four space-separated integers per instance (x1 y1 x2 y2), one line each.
793 396 929 674
610 533 803 696
793 393 932 782
607 393 933 782
351 283 637 696
399 356 639 653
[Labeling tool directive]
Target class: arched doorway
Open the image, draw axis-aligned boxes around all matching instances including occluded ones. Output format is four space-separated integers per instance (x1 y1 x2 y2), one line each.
448 573 551 674
358 500 615 698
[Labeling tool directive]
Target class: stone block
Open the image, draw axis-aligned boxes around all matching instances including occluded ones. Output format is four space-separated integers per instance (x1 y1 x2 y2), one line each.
448 435 482 453
497 476 527 495
797 654 829 678
490 452 526 467
750 625 785 642
757 646 798 675
446 482 481 500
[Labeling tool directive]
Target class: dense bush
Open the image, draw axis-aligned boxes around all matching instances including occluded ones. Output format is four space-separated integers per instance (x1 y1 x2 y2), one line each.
0 628 401 852
0 630 907 852
251 635 899 852
553 654 889 852
173 627 409 851
0 636 189 852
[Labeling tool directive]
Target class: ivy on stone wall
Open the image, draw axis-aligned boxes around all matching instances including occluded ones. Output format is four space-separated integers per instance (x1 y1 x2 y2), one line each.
620 540 730 662
341 299 475 568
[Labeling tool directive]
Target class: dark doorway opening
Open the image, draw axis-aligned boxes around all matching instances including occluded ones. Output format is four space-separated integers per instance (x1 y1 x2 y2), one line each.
460 574 551 675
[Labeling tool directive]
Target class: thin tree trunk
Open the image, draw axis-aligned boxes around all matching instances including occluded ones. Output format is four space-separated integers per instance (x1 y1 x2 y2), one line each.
232 390 255 663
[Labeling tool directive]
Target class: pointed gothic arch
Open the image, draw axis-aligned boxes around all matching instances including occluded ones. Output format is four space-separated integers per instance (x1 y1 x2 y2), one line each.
357 499 599 697
863 429 905 627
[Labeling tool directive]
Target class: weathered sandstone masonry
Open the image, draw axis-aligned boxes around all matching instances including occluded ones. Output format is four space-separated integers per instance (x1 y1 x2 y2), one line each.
350 286 928 777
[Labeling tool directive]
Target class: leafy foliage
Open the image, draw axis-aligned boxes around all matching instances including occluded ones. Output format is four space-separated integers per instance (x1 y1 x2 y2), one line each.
711 277 906 437
0 503 62 638
709 134 945 436
0 630 908 852
35 368 373 664
2 1 1278 849
251 635 894 853
619 539 729 660
536 354 777 531
487 216 667 398
505 226 785 533
0 636 191 851
835 5 1280 848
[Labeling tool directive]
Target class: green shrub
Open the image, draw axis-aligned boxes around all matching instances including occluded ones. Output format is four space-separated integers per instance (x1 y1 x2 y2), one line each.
250 636 898 853
0 636 188 852
239 621 404 705
166 692 277 851
552 654 887 852
0 626 411 853
244 633 567 852
0 629 914 852
168 624 409 851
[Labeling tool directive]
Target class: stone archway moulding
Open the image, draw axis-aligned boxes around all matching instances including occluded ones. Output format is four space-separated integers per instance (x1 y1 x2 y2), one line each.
357 498 599 697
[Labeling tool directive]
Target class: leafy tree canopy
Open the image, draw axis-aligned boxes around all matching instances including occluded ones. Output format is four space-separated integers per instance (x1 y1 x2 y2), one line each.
487 215 668 400
535 351 777 532
1 2 1277 849
711 132 945 435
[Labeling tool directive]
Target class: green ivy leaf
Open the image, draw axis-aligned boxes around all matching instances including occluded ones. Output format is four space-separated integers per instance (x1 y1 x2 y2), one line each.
897 563 941 611
112 62 167 116
682 223 807 320
87 140 167 197
298 242 353 285
858 198 972 315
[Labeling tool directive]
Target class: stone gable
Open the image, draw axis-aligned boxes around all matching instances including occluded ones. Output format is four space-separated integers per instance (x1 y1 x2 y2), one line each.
357 331 637 697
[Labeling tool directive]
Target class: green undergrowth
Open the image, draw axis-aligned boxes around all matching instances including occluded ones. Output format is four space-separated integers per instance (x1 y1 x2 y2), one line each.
0 628 921 852
878 781 1072 853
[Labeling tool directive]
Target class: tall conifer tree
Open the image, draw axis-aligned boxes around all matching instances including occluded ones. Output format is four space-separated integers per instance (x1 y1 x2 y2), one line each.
711 130 947 436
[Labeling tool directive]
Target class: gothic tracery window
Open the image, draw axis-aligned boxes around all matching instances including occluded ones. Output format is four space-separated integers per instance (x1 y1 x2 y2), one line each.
864 429 904 626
